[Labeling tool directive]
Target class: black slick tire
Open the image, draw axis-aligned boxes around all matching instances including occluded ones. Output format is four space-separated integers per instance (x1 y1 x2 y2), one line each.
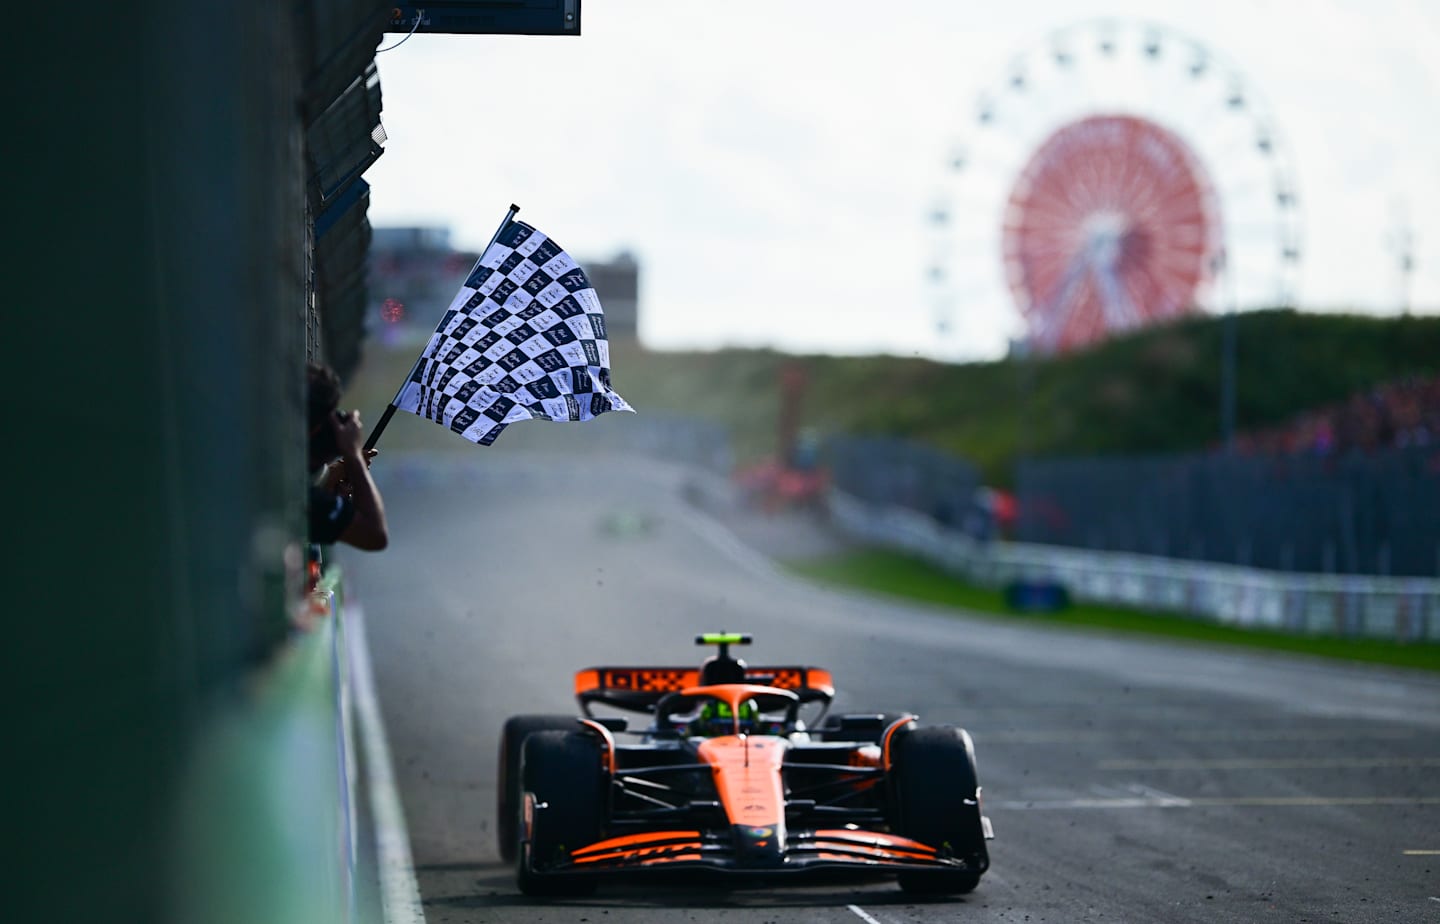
516 730 605 897
890 725 988 895
496 715 577 861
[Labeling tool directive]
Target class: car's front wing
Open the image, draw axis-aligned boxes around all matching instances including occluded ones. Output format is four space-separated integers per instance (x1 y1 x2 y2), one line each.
554 827 976 875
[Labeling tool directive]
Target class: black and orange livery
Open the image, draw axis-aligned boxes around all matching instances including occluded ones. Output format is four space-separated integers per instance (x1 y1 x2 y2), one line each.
497 634 994 896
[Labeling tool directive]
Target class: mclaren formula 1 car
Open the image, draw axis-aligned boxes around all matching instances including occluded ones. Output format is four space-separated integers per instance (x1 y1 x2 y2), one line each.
496 633 994 896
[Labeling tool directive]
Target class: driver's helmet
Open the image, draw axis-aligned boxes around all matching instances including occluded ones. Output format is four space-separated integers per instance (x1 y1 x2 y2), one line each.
689 698 759 737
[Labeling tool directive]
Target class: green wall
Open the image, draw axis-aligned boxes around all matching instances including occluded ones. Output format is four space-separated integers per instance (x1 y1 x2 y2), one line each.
12 5 312 921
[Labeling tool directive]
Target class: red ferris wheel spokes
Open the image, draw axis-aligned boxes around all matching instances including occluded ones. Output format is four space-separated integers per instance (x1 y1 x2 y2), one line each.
1002 115 1220 353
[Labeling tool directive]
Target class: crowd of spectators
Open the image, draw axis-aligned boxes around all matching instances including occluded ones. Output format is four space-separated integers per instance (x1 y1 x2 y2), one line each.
1234 375 1440 456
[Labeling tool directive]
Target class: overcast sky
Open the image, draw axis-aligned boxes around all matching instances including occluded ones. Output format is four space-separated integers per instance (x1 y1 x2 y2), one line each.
365 0 1440 360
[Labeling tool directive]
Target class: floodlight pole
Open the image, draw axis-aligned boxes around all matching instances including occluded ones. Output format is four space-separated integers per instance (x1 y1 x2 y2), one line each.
363 203 521 452
1391 203 1414 317
1219 247 1238 454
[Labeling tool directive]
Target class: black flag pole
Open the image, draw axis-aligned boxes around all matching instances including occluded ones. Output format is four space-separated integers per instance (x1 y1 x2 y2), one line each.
363 203 522 453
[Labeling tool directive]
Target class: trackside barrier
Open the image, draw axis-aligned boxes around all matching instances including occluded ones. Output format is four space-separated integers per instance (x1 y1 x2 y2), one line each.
829 492 1440 643
168 569 372 924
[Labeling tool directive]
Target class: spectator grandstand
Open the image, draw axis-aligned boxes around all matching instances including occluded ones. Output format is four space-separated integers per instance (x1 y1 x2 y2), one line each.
1235 375 1440 456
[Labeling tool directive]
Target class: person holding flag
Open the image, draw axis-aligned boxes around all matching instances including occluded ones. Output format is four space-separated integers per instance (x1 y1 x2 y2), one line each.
308 360 389 550
312 204 629 555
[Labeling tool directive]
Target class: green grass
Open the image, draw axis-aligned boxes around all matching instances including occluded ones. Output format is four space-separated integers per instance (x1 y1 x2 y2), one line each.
611 310 1440 485
784 548 1440 673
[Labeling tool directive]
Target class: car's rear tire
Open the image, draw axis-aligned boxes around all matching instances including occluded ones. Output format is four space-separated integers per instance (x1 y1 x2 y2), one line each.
890 725 988 895
496 715 577 861
516 730 605 897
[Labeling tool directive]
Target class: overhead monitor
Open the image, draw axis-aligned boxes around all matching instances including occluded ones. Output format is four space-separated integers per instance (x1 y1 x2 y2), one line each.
386 1 579 36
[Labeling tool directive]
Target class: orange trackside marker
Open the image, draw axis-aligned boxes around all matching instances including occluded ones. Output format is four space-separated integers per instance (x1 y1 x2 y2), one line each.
696 735 788 828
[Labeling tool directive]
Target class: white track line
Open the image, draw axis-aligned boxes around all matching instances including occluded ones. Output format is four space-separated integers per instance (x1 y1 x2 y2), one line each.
847 904 885 924
349 603 427 924
671 502 779 580
995 795 1440 810
1126 783 1192 807
1100 756 1440 770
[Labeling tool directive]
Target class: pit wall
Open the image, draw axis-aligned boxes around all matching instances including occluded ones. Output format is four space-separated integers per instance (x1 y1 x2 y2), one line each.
167 569 373 924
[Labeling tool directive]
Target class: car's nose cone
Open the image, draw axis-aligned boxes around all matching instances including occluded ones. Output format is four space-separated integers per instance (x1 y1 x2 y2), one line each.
731 823 785 868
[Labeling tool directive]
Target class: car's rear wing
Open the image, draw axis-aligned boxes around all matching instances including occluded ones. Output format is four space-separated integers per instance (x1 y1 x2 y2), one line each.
574 666 835 714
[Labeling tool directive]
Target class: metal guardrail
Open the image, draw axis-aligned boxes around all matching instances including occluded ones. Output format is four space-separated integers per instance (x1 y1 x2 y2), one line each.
829 492 1440 643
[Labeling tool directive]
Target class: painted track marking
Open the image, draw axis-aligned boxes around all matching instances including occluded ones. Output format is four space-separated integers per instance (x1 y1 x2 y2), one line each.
848 904 885 924
350 603 427 924
672 499 779 579
996 795 1440 810
1100 757 1440 770
984 728 1417 744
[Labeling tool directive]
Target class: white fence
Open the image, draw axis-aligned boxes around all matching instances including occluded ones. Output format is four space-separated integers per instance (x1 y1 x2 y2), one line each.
829 493 1440 643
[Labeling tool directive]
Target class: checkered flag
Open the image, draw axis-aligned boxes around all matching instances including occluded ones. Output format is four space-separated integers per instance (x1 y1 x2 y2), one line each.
390 213 633 446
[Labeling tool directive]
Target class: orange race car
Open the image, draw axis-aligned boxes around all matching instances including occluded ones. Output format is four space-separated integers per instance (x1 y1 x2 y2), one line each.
496 633 994 896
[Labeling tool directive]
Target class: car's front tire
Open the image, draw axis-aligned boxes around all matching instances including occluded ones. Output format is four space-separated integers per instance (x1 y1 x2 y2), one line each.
496 715 578 861
516 730 605 896
890 725 988 895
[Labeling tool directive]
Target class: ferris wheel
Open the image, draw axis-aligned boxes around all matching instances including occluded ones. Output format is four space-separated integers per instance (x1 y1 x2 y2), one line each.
928 20 1303 356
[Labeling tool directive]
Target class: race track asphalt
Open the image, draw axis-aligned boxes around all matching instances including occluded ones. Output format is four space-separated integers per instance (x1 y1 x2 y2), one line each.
342 450 1440 924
